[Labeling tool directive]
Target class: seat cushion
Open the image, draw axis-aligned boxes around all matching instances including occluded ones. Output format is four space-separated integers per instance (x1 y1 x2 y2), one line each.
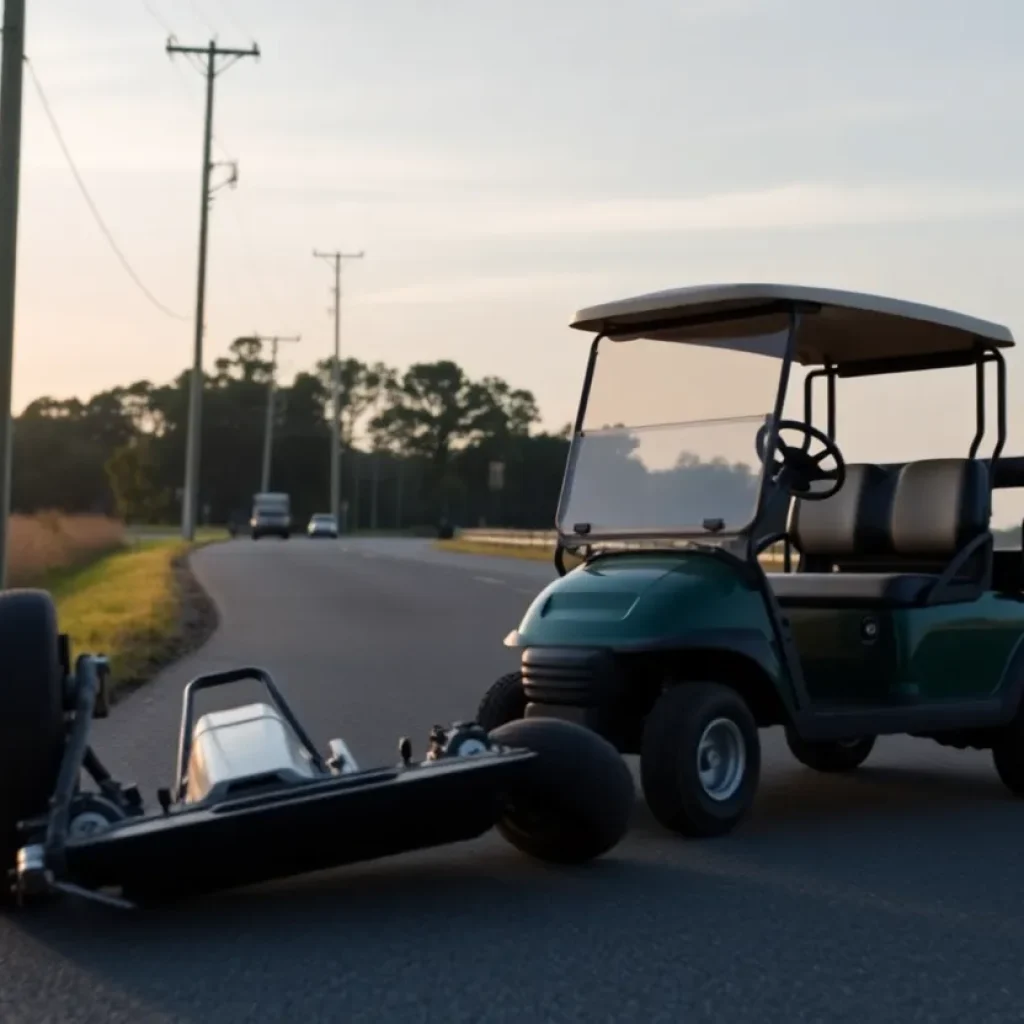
769 571 938 609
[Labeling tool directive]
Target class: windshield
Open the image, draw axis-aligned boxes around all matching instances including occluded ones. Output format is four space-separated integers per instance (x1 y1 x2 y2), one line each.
558 331 788 538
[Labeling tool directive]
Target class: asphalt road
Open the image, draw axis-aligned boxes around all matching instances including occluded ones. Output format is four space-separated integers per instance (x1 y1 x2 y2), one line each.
4 538 1024 1023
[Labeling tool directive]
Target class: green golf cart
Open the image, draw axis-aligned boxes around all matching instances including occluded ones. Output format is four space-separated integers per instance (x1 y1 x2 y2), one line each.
477 283 1024 838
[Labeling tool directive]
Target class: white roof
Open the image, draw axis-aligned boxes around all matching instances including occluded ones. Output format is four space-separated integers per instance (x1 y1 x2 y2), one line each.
570 283 1014 366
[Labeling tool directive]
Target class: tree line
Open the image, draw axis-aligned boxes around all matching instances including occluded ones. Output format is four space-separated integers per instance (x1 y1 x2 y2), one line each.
13 337 573 531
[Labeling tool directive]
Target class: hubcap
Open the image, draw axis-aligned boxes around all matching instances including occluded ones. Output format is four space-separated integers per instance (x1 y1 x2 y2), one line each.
68 811 112 838
455 738 488 757
696 717 746 802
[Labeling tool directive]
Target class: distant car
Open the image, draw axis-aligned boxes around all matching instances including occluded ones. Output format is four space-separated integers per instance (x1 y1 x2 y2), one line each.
307 513 338 538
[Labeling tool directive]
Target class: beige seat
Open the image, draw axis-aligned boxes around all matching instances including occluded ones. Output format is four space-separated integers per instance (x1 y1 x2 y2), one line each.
768 459 992 608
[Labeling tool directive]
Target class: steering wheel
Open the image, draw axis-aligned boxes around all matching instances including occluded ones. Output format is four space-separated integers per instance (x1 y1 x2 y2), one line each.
754 419 846 502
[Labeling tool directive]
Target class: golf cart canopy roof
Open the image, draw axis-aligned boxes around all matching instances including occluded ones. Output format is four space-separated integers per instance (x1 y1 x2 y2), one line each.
570 284 1014 370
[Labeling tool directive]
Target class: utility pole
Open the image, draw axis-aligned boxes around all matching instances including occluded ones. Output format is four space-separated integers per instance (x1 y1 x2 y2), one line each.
312 248 364 528
0 0 25 589
394 458 404 531
168 37 259 541
254 333 301 492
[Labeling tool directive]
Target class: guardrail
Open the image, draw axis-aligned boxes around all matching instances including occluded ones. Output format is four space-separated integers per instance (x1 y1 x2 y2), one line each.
457 528 558 547
454 528 787 562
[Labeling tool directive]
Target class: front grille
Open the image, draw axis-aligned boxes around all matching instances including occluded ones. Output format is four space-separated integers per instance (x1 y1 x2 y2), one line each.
521 647 610 707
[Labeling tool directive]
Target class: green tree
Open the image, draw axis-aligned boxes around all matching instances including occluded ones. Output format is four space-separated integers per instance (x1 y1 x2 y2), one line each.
11 349 560 529
105 437 172 523
316 357 394 445
371 360 535 466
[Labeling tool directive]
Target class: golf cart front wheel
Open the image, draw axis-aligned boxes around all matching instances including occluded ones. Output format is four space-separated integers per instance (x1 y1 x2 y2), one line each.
785 731 876 773
640 682 761 838
476 672 526 732
0 590 66 899
489 717 634 864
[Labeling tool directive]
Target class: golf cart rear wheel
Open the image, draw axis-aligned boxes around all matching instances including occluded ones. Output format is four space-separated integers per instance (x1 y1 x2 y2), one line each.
0 591 66 896
640 682 760 838
476 672 526 732
785 731 876 773
489 717 634 864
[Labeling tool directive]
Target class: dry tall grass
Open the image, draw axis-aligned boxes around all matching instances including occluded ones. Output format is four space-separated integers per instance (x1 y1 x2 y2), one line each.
8 512 125 586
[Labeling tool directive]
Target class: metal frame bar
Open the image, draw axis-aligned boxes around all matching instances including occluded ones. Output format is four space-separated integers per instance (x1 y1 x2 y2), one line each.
554 306 802 549
802 365 837 442
174 667 327 801
43 655 101 876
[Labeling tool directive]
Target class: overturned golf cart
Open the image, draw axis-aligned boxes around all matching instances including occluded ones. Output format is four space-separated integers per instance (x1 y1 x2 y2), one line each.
0 592 634 910
478 283 1024 838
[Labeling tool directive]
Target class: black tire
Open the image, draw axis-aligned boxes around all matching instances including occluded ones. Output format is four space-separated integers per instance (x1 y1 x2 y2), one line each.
640 682 760 838
0 591 66 893
476 672 526 732
489 717 634 864
785 730 875 773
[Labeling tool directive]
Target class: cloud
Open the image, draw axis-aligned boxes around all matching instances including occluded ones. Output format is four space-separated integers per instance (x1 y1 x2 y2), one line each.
377 182 1024 242
360 271 606 307
655 0 792 19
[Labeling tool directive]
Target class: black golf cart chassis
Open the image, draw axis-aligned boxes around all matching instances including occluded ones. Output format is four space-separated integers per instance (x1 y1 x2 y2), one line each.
12 660 538 909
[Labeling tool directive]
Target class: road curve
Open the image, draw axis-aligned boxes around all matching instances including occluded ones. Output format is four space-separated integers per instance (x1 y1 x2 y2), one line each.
3 538 1024 1023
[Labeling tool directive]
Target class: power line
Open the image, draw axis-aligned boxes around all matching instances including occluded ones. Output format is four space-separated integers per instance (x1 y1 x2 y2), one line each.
188 0 220 39
215 0 255 44
23 58 188 321
139 0 174 36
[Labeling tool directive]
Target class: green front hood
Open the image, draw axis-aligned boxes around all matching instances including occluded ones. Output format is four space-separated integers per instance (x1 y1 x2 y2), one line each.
508 551 773 649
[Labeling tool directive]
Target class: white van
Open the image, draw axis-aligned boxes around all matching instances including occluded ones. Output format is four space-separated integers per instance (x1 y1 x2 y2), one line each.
250 492 291 540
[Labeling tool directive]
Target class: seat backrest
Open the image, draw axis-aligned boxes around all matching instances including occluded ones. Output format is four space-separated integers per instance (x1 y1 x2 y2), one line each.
888 458 991 564
789 462 896 570
790 458 991 575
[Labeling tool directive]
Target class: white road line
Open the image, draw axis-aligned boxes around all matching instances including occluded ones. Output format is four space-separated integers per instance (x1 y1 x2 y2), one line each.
473 576 506 585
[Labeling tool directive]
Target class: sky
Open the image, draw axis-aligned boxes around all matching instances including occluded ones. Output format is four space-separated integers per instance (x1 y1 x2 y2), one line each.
12 0 1024 520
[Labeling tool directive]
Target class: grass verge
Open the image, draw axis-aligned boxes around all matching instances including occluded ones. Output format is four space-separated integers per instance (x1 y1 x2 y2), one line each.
127 524 229 542
49 537 220 700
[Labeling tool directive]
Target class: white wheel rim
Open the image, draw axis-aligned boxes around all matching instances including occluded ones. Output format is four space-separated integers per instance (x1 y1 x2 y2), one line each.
697 717 746 802
68 811 112 838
